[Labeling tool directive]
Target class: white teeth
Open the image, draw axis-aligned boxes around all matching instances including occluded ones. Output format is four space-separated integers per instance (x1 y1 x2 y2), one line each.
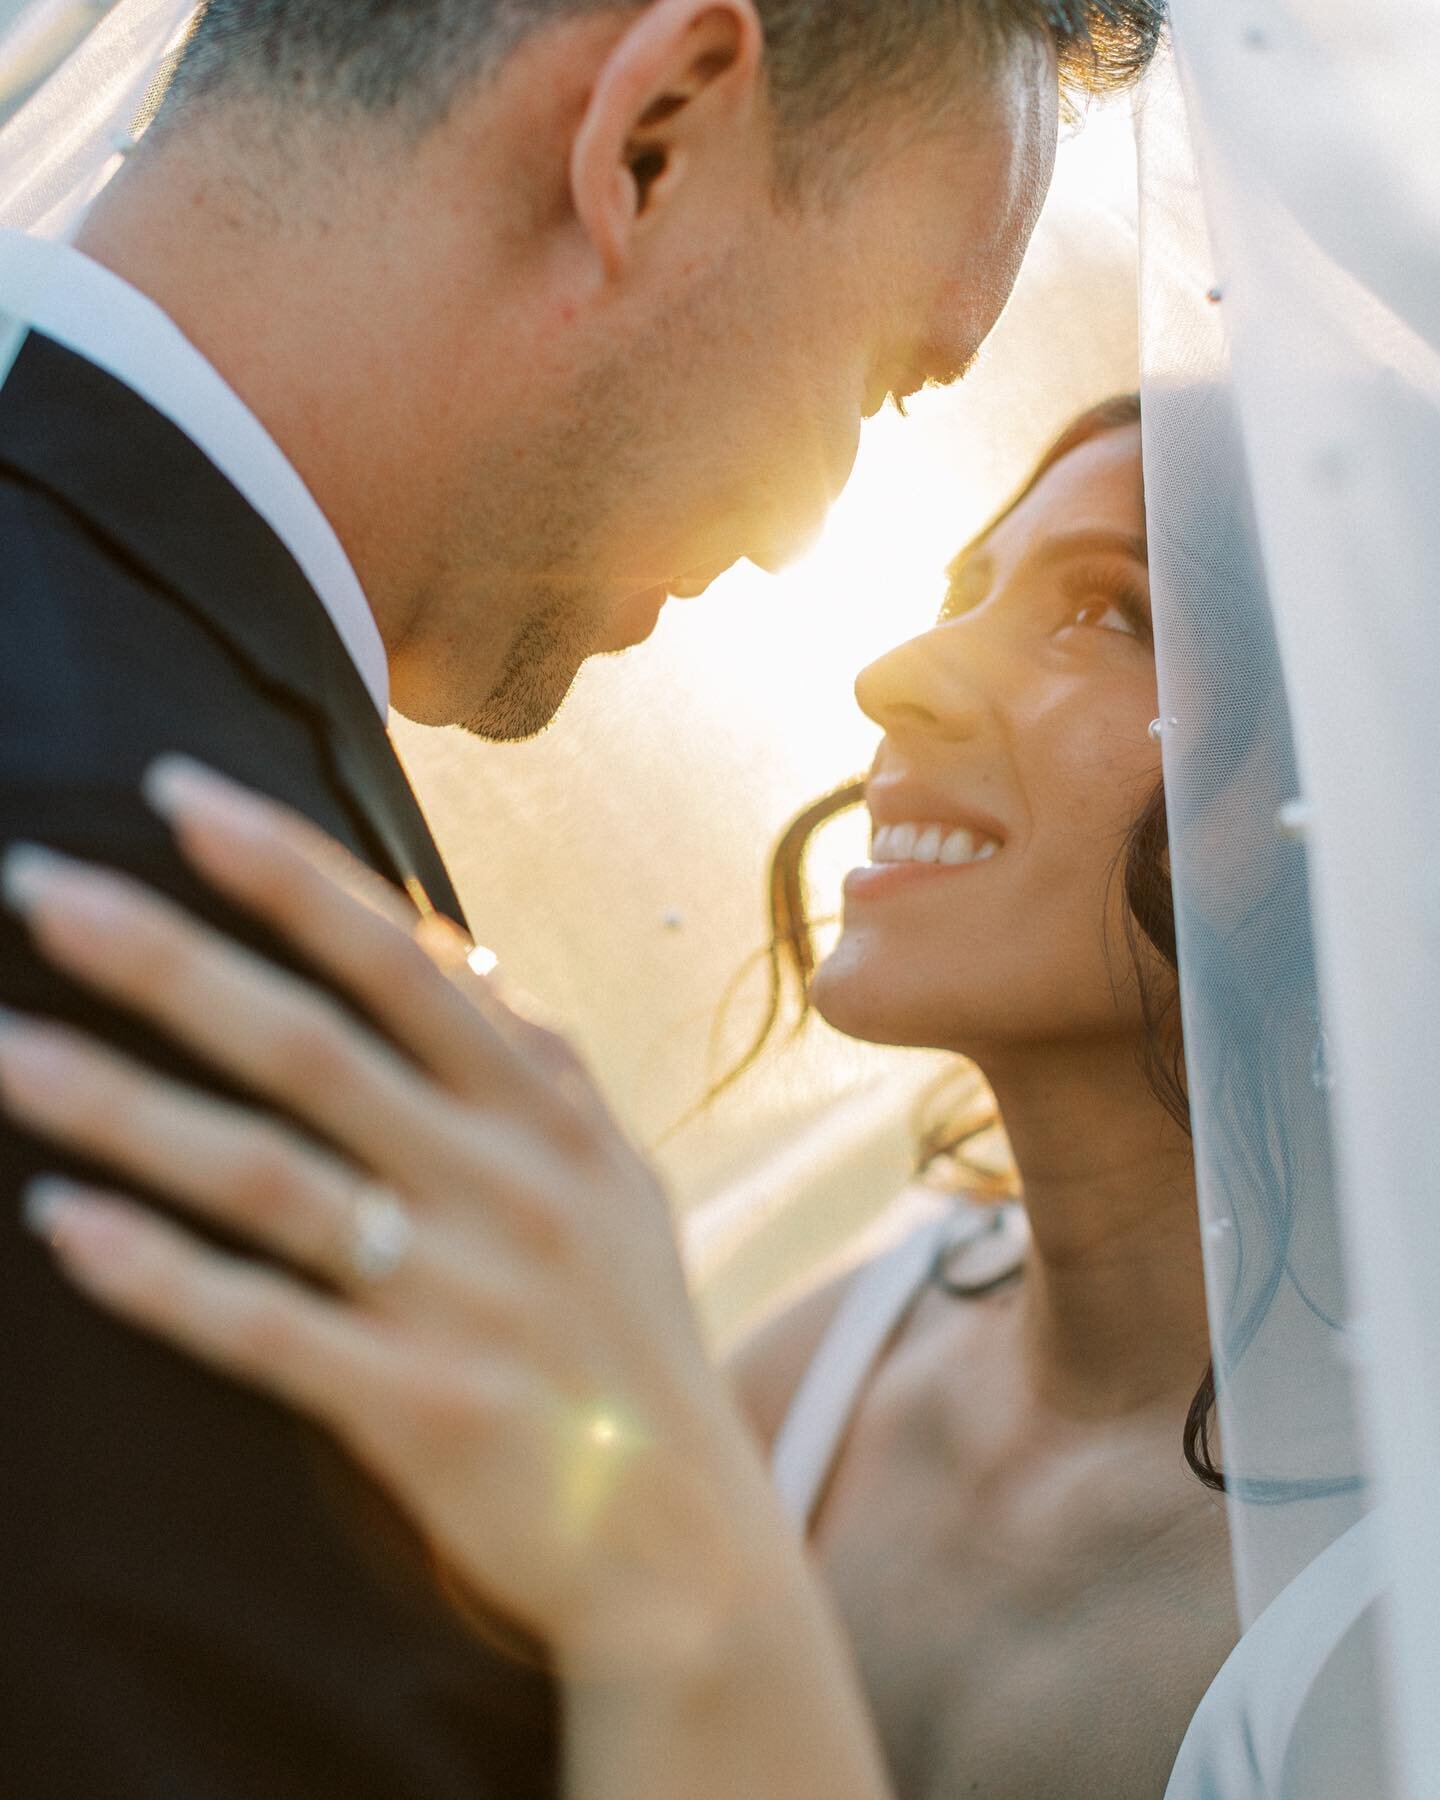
869 821 1001 868
939 828 977 865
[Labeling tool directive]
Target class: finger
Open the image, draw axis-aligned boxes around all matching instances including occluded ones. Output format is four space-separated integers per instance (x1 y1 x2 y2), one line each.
25 1178 401 1428
155 758 426 934
147 758 611 1125
464 977 599 1105
144 757 549 1098
0 847 465 1187
0 1013 402 1288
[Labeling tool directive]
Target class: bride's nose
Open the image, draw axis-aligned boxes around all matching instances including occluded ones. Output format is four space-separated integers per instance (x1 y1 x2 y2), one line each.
855 632 988 741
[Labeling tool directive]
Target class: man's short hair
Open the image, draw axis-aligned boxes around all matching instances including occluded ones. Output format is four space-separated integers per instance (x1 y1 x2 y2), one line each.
166 1 1164 140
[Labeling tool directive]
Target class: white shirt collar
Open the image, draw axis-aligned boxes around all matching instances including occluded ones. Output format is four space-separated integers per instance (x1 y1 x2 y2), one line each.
0 228 389 717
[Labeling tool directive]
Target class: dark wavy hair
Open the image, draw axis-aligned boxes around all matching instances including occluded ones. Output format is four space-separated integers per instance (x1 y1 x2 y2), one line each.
716 392 1348 1496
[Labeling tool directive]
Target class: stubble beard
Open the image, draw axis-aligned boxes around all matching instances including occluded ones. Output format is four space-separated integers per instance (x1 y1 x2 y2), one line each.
457 583 598 741
448 279 736 740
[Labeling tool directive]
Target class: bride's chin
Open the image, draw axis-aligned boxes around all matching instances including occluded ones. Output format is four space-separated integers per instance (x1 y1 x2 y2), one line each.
811 942 1001 1056
809 959 938 1051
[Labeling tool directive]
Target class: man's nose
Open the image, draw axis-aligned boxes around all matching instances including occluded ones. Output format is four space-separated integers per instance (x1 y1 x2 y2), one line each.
748 518 824 577
855 632 988 741
753 415 865 574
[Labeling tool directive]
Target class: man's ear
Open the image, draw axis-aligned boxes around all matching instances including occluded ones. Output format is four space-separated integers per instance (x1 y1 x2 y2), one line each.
570 0 765 280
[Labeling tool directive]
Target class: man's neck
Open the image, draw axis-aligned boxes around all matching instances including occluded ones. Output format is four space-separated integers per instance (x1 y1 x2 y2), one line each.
74 137 451 667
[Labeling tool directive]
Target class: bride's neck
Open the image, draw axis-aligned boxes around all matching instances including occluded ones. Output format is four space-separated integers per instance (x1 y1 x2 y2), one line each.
980 1038 1210 1417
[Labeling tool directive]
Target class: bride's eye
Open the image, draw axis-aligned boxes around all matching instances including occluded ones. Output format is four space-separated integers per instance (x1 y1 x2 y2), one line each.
1069 599 1135 634
1053 569 1149 642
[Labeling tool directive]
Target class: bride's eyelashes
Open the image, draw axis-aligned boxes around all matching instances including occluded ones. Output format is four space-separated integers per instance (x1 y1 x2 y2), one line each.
1052 565 1152 643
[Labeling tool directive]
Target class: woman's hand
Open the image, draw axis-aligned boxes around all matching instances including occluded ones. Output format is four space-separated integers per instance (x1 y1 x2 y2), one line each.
0 757 785 1677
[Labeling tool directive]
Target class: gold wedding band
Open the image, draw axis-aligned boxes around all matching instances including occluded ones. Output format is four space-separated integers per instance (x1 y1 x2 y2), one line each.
343 1181 417 1285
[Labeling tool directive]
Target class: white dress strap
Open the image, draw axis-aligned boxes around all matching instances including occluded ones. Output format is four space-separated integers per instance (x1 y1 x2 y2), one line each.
1163 1510 1385 1798
771 1208 996 1532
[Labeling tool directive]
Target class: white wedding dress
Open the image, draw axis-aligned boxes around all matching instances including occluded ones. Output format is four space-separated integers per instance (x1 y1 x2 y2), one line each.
771 1212 1388 1800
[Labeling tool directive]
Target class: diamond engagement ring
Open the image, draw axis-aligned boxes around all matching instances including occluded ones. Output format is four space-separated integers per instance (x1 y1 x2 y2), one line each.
342 1182 417 1285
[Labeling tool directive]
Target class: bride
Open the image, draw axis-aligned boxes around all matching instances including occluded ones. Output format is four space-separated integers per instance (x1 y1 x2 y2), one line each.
0 397 1345 1796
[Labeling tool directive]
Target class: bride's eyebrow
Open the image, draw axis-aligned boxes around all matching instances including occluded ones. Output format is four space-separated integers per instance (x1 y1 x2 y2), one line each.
1025 528 1150 574
939 548 994 619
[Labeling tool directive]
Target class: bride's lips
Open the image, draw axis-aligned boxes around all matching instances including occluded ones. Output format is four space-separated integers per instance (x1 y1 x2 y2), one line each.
843 858 999 902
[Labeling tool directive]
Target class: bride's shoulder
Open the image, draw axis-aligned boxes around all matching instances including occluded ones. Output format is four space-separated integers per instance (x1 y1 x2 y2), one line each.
725 1268 857 1457
723 1187 971 1454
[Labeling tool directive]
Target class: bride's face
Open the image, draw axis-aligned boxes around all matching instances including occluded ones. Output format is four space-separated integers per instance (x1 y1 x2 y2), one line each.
811 425 1162 1055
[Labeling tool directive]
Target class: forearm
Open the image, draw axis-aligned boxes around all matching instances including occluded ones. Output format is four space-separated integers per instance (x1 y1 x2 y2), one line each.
561 1549 893 1800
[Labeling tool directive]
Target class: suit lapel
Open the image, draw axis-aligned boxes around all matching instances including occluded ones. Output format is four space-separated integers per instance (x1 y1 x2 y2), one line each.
328 726 465 929
0 333 467 930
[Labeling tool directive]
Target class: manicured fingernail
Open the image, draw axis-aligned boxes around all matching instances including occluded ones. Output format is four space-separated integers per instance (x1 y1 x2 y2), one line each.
1 843 67 915
142 754 211 816
145 757 267 840
22 1176 81 1242
0 845 125 936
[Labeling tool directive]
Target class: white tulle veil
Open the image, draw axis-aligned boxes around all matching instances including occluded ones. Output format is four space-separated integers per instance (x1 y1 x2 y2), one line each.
0 0 197 379
1144 1 1440 1791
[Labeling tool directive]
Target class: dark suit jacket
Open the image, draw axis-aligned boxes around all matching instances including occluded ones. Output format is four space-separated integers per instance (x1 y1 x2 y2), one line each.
0 334 558 1798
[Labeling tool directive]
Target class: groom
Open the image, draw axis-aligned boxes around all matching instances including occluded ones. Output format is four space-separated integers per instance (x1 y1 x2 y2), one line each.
0 2 1160 1795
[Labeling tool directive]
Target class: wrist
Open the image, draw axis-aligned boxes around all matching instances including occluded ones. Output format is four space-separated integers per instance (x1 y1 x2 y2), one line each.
549 1403 800 1676
560 1552 891 1800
